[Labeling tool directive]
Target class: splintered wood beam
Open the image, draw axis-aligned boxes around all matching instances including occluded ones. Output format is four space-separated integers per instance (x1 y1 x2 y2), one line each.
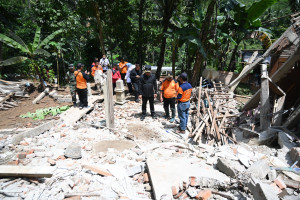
197 77 203 118
229 51 258 92
260 64 271 131
272 95 286 126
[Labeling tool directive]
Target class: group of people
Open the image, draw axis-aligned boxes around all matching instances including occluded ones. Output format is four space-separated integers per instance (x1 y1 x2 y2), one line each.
67 56 192 134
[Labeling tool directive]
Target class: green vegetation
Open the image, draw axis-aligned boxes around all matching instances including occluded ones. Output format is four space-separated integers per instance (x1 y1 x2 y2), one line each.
0 0 296 86
20 105 70 120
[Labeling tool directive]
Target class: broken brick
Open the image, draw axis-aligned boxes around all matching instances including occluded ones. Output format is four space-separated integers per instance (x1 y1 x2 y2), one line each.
64 196 81 200
190 176 196 187
17 152 27 159
47 158 56 166
171 186 179 196
196 189 212 200
270 183 283 194
56 155 66 160
143 173 149 183
26 149 35 155
8 160 19 165
20 141 29 146
274 178 287 190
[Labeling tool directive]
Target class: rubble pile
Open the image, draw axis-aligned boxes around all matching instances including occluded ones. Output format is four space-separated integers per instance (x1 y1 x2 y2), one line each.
189 81 241 145
0 79 29 110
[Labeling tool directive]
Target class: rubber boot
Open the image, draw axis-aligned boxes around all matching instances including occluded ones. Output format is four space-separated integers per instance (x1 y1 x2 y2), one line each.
169 108 176 123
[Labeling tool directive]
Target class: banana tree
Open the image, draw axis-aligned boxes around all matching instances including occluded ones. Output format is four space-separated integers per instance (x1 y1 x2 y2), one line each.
0 27 63 86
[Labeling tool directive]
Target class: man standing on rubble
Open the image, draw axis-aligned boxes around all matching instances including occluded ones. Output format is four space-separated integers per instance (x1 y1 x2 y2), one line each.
176 73 192 133
74 63 90 109
67 64 77 107
100 54 110 73
130 64 142 102
160 72 179 123
139 65 157 121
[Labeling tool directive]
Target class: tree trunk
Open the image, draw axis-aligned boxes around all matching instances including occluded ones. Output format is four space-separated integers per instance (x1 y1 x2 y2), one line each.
138 0 146 66
155 0 179 80
171 44 176 79
191 0 216 86
0 42 2 75
228 39 242 72
94 2 105 55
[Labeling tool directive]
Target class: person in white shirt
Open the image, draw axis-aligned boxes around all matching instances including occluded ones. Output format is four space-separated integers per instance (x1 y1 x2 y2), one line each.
99 54 110 72
125 63 135 94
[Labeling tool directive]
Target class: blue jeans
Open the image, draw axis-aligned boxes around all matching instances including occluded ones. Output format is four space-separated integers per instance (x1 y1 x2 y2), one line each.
177 101 190 131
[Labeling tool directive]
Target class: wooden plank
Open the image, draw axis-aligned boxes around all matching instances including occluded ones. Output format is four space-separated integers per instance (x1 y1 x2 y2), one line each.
260 64 271 131
205 89 213 122
229 25 298 90
0 92 14 104
197 77 203 118
283 103 300 128
0 166 53 178
230 51 258 92
243 45 300 111
104 70 115 129
272 95 286 126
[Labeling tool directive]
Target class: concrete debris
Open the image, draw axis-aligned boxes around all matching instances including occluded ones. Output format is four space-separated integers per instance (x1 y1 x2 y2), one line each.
64 143 82 159
246 159 270 179
0 89 299 200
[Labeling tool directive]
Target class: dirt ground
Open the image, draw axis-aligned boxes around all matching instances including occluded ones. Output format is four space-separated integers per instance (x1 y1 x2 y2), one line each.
0 89 71 129
127 123 161 140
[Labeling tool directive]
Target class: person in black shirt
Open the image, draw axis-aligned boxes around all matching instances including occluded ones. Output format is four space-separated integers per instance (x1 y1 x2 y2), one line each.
139 65 157 121
130 64 142 102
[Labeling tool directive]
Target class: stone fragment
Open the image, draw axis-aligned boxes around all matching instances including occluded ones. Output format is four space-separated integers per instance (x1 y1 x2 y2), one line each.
216 158 236 178
65 143 82 159
248 179 279 200
289 147 300 167
246 159 270 179
17 152 27 159
186 187 197 198
126 165 144 177
267 170 277 181
278 132 295 149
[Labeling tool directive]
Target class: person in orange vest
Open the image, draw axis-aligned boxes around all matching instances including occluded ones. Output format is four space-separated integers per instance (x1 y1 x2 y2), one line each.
176 73 192 133
160 73 179 123
118 57 128 83
74 63 90 109
112 63 121 94
91 61 103 77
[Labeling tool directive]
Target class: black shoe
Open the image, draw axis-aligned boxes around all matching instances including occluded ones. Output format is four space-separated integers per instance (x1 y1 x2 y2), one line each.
73 103 77 107
141 115 145 121
135 99 139 103
152 115 157 119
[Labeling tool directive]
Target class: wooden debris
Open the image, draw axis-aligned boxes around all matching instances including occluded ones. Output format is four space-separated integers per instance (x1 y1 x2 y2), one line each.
190 84 239 145
32 88 49 104
0 166 53 178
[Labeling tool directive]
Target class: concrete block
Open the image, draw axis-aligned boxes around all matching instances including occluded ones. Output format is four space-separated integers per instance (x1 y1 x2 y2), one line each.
246 159 270 179
126 165 144 177
250 182 280 200
216 158 236 178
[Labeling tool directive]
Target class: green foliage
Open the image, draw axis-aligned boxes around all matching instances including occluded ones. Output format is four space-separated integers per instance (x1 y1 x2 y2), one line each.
235 84 252 95
20 106 70 120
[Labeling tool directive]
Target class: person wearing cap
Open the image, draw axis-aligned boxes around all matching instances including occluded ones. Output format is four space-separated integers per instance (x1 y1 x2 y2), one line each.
160 72 179 123
125 63 135 94
99 54 110 73
139 65 158 121
112 63 121 93
67 64 77 106
176 73 192 133
118 57 128 83
130 64 142 102
74 63 90 109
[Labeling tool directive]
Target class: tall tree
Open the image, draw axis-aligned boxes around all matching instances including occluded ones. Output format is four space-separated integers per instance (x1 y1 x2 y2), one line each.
155 0 181 79
94 1 105 55
138 0 146 66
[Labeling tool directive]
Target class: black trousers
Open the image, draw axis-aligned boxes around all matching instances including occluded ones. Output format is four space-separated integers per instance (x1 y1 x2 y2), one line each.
121 73 126 81
127 82 133 94
163 97 176 115
113 83 116 94
142 96 155 116
132 83 139 101
77 88 88 107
